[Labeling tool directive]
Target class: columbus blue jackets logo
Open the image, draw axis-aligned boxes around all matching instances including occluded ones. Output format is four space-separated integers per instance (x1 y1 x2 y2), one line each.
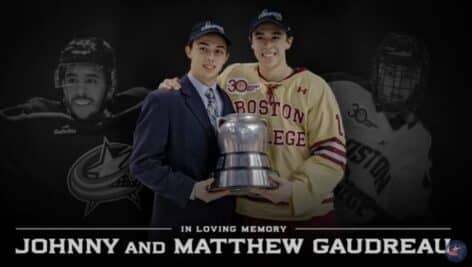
67 137 141 217
445 240 467 263
227 78 260 95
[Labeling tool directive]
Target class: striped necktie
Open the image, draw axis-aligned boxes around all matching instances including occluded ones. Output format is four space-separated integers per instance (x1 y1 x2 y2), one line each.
204 88 217 128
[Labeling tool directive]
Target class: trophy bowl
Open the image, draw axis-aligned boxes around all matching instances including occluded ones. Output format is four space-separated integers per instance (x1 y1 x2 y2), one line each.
209 113 278 194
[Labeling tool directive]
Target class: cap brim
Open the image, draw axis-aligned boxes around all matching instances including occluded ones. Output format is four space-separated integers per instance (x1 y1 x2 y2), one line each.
249 18 290 35
189 29 232 46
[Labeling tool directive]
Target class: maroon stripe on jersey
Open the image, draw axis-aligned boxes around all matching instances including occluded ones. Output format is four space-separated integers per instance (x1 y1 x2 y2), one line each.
311 145 346 157
257 66 307 82
310 137 345 151
284 67 307 80
317 153 346 170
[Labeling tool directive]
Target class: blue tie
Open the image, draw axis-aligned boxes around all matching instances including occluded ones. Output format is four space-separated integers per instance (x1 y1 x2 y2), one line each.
205 88 217 128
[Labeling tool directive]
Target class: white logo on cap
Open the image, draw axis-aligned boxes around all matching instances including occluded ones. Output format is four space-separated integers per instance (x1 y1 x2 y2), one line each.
201 21 225 33
258 9 283 21
66 39 97 55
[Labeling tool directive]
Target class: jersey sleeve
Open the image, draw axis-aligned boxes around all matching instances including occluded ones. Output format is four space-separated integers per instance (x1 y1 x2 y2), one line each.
0 97 62 120
290 78 346 216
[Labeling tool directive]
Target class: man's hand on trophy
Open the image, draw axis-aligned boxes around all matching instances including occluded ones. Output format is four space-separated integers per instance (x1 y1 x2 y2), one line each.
250 175 293 204
158 77 181 90
194 178 230 203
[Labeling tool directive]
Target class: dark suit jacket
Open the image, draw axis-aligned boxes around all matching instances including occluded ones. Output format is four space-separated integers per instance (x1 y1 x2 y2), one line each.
130 75 235 230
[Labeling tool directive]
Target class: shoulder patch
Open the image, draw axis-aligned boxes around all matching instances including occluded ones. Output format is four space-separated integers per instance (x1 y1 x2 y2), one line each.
226 78 261 95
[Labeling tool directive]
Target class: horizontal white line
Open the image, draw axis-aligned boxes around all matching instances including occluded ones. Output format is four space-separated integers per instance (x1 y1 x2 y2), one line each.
15 227 173 231
314 150 347 163
295 227 453 231
15 227 452 231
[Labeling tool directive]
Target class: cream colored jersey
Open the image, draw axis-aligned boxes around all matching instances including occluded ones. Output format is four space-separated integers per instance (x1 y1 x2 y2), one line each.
330 79 432 224
218 63 345 221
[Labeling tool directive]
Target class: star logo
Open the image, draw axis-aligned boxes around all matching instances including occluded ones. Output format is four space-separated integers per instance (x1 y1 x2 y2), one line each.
87 137 130 178
67 137 142 217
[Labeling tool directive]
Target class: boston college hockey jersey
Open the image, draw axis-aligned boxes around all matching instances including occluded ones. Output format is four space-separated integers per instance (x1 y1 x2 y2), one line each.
218 63 345 221
329 79 432 224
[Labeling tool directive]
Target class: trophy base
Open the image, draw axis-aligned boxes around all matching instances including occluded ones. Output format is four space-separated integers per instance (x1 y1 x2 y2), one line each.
209 169 278 195
216 152 270 170
209 184 278 195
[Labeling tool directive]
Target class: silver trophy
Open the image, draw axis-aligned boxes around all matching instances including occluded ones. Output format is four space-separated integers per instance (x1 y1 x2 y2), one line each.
210 113 278 195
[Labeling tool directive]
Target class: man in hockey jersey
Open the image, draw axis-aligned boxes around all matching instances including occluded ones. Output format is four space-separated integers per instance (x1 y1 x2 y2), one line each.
158 9 345 225
327 33 432 225
1 37 151 227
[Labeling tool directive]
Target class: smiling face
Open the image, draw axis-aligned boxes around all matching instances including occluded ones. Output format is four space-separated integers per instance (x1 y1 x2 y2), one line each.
62 63 108 120
186 33 229 86
250 23 293 71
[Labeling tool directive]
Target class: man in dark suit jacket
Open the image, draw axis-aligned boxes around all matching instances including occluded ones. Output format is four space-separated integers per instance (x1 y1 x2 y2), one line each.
130 21 235 237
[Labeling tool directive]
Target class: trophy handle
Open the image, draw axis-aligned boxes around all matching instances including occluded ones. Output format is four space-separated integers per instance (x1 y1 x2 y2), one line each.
216 117 226 132
260 117 268 126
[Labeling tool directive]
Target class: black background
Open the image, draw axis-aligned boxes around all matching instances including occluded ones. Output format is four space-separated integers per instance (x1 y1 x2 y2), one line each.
1 0 469 264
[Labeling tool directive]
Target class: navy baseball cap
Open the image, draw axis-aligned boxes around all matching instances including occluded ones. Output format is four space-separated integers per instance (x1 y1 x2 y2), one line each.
249 8 291 36
188 20 231 46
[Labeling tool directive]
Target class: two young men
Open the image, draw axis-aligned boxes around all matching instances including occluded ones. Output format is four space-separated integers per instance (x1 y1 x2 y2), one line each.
156 9 345 225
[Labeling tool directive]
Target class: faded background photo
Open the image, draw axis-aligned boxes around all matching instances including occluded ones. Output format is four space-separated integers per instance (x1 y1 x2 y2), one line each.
0 0 468 243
